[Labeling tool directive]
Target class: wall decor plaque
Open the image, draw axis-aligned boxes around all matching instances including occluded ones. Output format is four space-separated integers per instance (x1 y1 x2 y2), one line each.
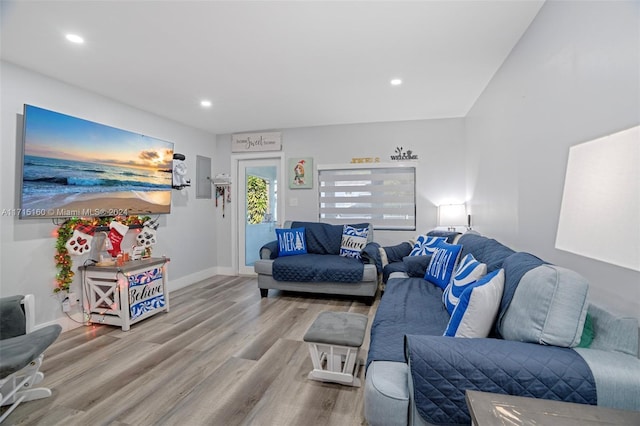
232 132 282 153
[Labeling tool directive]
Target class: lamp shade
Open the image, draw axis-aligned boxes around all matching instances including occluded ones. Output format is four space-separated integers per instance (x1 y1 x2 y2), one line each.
555 125 639 271
438 204 467 227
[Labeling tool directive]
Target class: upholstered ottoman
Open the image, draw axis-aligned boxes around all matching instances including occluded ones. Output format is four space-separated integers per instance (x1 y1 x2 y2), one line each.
303 311 368 387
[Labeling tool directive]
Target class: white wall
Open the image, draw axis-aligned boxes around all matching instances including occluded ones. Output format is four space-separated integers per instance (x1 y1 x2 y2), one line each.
0 62 218 329
215 118 467 269
7 0 635 328
466 0 640 319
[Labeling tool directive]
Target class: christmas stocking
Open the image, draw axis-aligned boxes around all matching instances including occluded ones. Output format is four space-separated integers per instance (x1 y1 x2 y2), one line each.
107 221 129 257
65 224 95 255
136 220 158 247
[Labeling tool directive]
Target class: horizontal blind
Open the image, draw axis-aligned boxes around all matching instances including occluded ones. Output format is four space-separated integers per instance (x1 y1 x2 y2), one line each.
318 166 416 230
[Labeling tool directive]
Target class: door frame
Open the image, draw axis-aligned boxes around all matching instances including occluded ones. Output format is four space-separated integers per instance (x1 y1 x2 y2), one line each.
231 152 285 275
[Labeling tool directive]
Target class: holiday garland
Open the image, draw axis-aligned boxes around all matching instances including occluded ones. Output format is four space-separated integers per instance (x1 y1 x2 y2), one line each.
54 215 149 293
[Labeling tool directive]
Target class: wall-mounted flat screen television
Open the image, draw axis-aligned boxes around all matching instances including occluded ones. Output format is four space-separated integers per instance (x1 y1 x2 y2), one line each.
19 104 174 219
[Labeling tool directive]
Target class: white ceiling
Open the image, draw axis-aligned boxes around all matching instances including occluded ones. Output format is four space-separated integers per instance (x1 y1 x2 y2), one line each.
0 1 544 135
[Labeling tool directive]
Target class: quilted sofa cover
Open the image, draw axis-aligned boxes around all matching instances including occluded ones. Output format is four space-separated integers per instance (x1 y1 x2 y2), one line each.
365 232 640 426
254 221 379 300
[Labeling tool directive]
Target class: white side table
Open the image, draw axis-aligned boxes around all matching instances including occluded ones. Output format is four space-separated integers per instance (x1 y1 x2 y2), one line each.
80 257 170 331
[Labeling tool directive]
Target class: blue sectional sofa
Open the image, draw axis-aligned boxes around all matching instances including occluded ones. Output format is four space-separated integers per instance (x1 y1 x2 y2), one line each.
364 232 640 426
254 221 379 302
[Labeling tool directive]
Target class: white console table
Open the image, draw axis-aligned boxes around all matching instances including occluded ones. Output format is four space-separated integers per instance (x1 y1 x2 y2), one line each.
80 257 170 331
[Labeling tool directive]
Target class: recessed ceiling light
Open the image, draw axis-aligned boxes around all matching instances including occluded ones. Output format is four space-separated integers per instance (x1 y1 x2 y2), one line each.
390 78 403 86
200 100 212 108
65 34 84 44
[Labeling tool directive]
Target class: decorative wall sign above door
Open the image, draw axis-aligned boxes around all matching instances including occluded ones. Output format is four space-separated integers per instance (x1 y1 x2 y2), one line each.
232 132 282 153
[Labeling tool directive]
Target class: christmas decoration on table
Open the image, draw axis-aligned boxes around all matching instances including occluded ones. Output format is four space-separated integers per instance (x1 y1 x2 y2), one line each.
53 215 149 293
136 219 159 247
131 245 146 261
65 223 95 255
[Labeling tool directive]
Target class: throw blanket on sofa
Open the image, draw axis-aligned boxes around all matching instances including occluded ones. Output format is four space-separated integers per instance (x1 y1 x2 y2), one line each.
405 335 597 425
291 221 370 255
495 252 546 337
361 242 382 273
458 233 516 272
272 254 364 283
366 277 450 369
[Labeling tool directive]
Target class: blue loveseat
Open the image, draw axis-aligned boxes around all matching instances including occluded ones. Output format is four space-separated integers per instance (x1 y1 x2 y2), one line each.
254 221 379 302
365 232 640 426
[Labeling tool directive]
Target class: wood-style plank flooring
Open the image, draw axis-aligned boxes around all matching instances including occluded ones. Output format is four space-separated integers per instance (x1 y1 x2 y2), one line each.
5 275 379 425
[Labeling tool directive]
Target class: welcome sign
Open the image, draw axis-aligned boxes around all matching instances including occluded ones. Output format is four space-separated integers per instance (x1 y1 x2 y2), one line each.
128 267 165 320
231 132 282 153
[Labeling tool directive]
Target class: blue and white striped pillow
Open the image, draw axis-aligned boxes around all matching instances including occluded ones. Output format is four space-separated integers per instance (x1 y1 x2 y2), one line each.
409 235 446 256
444 269 505 338
443 254 487 314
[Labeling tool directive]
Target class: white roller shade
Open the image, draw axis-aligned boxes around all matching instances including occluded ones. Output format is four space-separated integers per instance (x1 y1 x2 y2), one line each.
318 165 416 230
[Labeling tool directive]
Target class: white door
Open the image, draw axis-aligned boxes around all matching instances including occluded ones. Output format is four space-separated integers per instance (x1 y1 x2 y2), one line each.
237 157 283 275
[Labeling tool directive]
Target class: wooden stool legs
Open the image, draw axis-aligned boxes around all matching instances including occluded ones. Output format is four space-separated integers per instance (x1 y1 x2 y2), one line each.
306 342 363 387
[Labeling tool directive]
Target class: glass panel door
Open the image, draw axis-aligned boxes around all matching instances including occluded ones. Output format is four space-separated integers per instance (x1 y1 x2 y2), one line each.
238 158 281 275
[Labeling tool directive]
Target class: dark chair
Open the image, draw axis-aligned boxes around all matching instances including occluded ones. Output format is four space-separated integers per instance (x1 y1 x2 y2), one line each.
0 294 61 422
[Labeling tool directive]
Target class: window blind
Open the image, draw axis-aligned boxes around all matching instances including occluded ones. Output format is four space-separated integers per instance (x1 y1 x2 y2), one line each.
318 166 416 230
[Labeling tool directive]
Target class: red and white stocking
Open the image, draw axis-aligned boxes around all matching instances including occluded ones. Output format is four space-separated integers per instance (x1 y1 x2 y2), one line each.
65 225 94 255
107 221 129 257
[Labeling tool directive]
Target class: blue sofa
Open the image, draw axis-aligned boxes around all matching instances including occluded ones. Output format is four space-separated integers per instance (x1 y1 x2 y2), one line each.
254 221 379 302
364 232 640 426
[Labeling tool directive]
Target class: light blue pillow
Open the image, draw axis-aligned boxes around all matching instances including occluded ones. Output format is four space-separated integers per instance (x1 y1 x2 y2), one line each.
409 235 446 256
276 227 307 257
499 265 589 348
340 225 369 259
444 269 505 338
424 241 463 290
443 254 488 314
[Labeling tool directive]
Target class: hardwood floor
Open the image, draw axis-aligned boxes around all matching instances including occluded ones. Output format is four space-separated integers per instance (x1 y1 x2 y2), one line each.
5 276 379 425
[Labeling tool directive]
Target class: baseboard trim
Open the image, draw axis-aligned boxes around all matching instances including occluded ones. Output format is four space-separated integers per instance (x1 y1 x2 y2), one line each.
167 267 218 292
42 267 238 333
37 311 87 333
215 266 236 276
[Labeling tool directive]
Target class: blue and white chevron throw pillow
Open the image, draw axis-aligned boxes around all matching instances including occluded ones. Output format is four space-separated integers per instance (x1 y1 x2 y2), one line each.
443 254 488 314
340 225 369 259
409 235 446 256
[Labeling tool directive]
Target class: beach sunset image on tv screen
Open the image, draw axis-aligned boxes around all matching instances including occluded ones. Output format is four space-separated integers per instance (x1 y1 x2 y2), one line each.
20 105 174 219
